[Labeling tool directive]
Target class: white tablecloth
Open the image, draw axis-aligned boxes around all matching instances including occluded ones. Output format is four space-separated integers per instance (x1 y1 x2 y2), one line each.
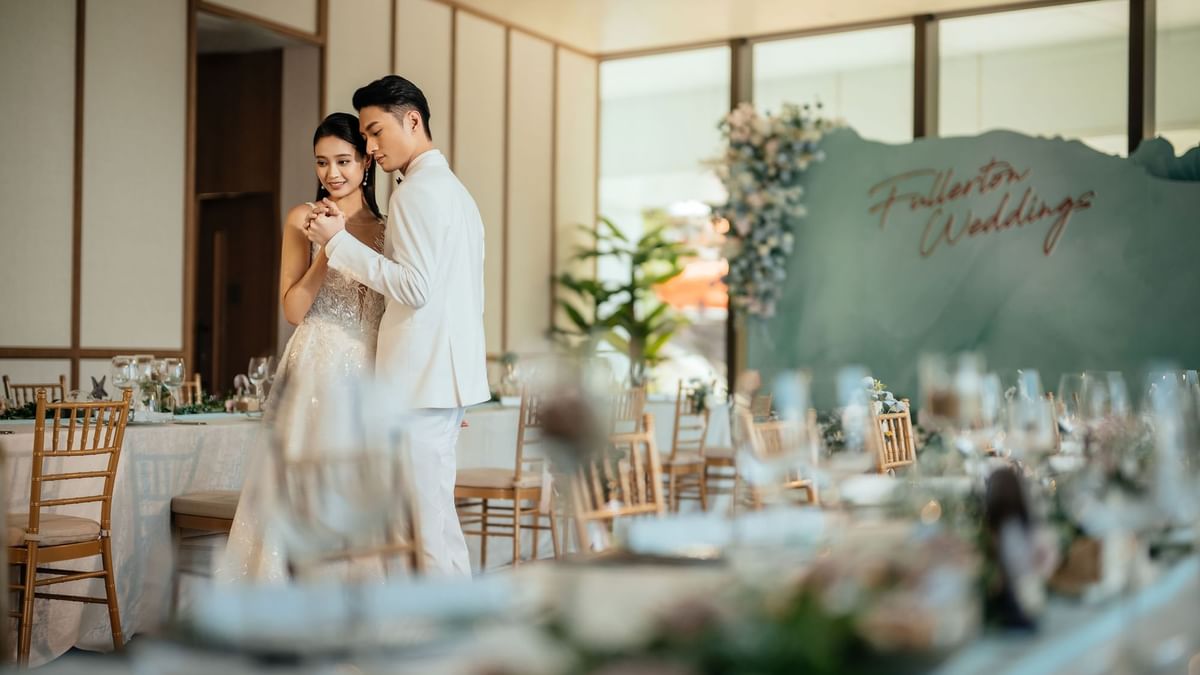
1 414 259 666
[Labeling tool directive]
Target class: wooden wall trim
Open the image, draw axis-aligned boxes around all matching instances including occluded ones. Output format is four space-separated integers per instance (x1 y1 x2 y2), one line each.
390 0 398 73
1128 0 1155 154
592 56 600 281
0 348 186 360
913 14 939 138
317 0 328 118
549 46 558 330
183 0 198 386
449 6 457 166
69 0 86 389
501 26 511 351
196 0 325 46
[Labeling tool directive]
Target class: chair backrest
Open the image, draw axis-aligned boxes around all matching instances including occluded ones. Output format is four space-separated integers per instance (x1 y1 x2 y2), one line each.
180 373 203 405
611 386 647 433
749 393 773 420
4 374 68 406
570 413 665 552
752 419 806 459
273 449 425 578
25 388 132 538
513 386 549 481
671 380 711 460
874 402 916 473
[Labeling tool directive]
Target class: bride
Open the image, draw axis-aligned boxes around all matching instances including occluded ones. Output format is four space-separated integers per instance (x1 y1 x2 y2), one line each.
216 113 387 583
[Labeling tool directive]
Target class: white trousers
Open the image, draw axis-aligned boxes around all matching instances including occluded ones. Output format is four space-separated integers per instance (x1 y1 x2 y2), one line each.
406 407 472 578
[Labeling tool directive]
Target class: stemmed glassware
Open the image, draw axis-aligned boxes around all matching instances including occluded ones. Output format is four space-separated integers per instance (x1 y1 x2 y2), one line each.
110 356 135 403
156 358 186 411
248 357 273 403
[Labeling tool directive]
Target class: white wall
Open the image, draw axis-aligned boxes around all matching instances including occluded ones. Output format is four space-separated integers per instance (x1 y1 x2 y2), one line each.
0 0 593 385
454 12 507 355
0 1 75 350
506 31 555 352
80 0 187 349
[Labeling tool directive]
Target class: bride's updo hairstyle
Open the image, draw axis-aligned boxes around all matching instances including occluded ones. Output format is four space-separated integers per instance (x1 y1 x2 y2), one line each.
313 112 383 220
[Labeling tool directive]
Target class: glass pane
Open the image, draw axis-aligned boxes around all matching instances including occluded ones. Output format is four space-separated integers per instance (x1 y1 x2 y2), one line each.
939 0 1129 155
1157 0 1200 152
753 25 914 143
598 47 731 386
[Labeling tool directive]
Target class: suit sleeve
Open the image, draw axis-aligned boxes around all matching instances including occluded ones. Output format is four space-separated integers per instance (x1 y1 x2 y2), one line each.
325 185 442 308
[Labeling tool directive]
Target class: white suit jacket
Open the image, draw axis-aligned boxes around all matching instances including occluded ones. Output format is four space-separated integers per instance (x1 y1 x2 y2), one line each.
324 149 491 409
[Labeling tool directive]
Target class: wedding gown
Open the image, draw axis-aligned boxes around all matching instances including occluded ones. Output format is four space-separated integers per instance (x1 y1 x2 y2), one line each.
216 238 385 584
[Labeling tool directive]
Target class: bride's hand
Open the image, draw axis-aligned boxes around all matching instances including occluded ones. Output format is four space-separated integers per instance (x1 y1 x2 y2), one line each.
305 199 346 246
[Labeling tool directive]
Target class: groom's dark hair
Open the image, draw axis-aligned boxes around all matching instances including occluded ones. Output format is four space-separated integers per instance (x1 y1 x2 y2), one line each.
353 75 433 140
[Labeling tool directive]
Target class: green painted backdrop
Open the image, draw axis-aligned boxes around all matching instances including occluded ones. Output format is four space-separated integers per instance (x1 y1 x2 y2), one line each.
748 130 1200 404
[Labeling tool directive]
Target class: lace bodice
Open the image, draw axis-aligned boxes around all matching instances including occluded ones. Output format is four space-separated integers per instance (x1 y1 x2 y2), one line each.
304 229 386 332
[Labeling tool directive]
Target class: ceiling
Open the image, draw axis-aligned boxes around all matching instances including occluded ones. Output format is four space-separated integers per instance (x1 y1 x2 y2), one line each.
455 0 1200 56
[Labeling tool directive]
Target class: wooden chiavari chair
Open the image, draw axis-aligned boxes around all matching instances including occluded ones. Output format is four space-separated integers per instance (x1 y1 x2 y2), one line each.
737 414 820 511
8 389 132 666
610 385 647 434
168 489 239 614
874 400 916 474
455 387 559 570
703 393 772 501
178 373 203 405
662 381 709 511
3 374 68 406
569 414 665 554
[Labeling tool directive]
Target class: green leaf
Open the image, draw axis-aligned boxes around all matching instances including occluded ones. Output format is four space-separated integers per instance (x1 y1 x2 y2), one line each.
603 332 630 354
557 300 593 333
598 216 629 242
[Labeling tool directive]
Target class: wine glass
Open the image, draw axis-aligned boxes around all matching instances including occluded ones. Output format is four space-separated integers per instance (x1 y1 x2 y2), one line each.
1057 373 1086 452
1080 370 1131 427
247 357 272 402
158 358 186 411
110 356 135 400
832 365 878 481
131 354 157 412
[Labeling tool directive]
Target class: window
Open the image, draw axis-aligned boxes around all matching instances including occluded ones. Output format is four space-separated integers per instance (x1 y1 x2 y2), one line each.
939 1 1129 155
598 47 731 386
1157 0 1200 152
753 25 914 143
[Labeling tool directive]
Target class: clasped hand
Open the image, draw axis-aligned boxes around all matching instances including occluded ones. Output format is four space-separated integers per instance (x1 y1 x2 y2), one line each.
303 198 346 246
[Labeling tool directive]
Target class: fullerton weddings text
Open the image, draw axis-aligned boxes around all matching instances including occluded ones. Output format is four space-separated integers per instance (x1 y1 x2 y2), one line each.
866 159 1095 257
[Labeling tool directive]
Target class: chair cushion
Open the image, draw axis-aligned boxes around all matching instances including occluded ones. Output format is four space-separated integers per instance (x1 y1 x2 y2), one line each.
663 452 704 466
7 513 101 547
704 446 735 460
171 490 240 520
456 467 542 489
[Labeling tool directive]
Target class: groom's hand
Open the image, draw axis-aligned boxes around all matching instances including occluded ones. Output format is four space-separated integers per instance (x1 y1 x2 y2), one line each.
304 198 346 246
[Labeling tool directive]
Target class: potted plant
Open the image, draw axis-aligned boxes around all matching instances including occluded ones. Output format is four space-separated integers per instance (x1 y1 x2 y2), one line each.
554 214 692 386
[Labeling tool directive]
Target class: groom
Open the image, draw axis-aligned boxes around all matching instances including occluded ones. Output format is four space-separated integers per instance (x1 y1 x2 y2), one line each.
305 75 489 577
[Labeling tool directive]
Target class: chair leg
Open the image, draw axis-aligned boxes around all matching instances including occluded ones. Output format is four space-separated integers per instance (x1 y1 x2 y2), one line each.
100 537 124 650
18 545 38 667
548 510 561 559
511 492 522 568
668 472 678 512
530 502 541 561
169 520 182 619
479 499 489 571
698 469 709 511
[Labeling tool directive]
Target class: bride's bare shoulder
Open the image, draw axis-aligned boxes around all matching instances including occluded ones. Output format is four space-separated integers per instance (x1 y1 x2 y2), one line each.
285 202 313 225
